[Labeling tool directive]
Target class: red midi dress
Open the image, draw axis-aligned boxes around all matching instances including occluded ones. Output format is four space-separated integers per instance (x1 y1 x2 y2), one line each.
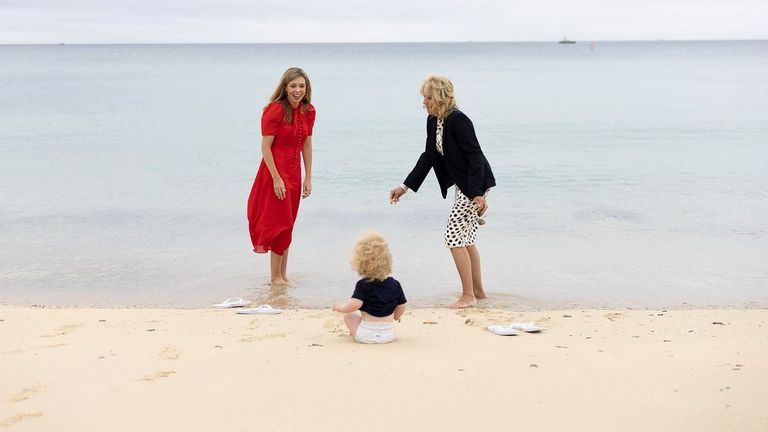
247 101 315 255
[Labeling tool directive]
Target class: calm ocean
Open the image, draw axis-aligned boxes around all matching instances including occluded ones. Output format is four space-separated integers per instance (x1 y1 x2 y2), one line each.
1 41 766 309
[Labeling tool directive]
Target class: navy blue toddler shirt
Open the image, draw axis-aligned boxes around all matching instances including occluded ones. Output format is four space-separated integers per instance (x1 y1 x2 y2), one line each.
352 277 407 317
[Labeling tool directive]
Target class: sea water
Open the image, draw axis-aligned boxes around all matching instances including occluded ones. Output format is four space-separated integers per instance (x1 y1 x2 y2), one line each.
1 41 766 308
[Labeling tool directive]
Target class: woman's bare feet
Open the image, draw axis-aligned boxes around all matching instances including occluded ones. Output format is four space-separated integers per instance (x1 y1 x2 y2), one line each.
449 294 477 309
270 277 288 286
473 288 487 300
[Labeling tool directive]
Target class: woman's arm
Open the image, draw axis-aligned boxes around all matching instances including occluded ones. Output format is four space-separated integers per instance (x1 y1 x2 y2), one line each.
391 118 435 202
301 136 312 198
403 151 432 192
390 150 431 203
332 298 363 313
261 135 285 200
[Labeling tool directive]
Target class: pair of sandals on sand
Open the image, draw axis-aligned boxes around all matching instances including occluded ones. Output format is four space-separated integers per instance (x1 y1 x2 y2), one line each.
487 322 545 336
212 298 281 315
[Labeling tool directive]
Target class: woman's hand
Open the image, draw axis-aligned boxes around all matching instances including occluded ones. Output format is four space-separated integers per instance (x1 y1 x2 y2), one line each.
273 176 286 200
389 186 406 204
302 178 312 199
473 196 488 216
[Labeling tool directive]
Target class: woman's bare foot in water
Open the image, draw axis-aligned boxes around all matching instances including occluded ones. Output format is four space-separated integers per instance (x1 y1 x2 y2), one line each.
270 277 288 287
449 294 478 309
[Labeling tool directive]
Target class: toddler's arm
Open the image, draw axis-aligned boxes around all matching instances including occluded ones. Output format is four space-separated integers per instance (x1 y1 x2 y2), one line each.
332 299 363 314
393 303 406 321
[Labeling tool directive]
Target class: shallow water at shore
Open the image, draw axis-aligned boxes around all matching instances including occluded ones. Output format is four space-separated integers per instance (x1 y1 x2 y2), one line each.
1 41 767 308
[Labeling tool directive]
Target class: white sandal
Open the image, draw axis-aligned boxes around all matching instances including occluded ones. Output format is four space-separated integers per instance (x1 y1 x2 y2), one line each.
509 322 545 333
487 325 519 336
236 304 282 315
212 298 252 309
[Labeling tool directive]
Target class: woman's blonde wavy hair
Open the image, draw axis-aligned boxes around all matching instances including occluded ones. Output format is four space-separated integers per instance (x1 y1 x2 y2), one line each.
420 74 456 120
267 67 313 124
350 231 392 282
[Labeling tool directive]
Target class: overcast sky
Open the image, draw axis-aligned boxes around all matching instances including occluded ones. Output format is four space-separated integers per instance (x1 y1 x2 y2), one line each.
1 0 766 44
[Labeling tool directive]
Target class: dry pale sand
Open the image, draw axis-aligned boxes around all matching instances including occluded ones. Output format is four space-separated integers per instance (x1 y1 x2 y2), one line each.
0 306 766 431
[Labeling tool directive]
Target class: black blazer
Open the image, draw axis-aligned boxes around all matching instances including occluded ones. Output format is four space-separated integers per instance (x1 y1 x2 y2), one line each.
403 109 496 199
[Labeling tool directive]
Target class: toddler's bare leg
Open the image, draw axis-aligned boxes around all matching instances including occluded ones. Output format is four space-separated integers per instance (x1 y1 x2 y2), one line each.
343 313 362 337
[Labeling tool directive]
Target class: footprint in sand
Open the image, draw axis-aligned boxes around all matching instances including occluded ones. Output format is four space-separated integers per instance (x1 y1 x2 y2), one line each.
140 370 176 381
464 318 485 327
6 342 71 355
323 319 337 329
8 387 41 403
39 343 69 350
604 312 624 322
245 319 263 330
483 311 508 321
42 323 85 338
239 332 289 342
159 346 181 360
0 413 43 427
322 319 346 335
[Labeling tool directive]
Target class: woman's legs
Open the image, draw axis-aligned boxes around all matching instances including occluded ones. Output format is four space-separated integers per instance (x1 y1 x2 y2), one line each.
270 251 287 285
466 244 486 299
448 244 485 307
444 188 484 308
449 246 478 309
280 247 290 283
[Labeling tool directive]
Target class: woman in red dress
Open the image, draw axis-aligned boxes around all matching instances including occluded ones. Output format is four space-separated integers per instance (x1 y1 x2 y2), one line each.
247 67 315 286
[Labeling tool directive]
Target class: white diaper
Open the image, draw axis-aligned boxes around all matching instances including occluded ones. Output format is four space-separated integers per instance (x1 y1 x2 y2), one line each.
355 320 395 344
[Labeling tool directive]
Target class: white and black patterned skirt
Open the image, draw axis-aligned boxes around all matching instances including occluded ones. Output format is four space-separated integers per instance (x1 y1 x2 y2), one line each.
444 187 484 248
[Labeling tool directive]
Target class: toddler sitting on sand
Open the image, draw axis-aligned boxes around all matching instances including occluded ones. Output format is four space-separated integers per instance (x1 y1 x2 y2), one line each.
332 231 407 344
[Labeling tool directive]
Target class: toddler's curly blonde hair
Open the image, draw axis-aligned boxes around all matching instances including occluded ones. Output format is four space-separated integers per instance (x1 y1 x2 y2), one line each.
350 231 392 282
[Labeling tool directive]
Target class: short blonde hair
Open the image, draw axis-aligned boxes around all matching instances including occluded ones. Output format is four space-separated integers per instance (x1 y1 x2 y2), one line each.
350 231 392 282
420 74 456 120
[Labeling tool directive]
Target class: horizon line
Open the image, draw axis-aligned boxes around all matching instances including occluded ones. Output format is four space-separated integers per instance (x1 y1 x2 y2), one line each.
1 38 767 47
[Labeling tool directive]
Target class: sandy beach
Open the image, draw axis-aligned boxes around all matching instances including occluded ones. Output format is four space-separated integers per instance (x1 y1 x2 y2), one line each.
1 306 766 431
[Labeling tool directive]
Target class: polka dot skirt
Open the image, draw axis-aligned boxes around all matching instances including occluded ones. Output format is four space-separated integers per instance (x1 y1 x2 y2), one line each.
444 187 484 248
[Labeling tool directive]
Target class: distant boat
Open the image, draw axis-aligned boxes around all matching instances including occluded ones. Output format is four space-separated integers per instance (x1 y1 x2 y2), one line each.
558 37 576 44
